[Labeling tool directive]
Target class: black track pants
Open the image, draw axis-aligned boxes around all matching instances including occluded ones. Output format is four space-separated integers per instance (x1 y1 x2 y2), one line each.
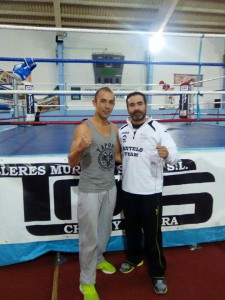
122 191 167 278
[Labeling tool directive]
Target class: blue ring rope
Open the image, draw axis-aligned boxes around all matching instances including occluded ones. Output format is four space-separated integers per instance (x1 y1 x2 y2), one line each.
0 57 225 67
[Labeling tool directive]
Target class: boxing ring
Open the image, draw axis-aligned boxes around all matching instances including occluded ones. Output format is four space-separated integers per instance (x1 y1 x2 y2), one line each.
1 25 225 266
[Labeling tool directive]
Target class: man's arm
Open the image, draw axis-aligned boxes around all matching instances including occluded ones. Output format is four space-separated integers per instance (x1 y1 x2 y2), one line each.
160 133 179 165
154 121 179 165
113 124 122 163
68 123 91 168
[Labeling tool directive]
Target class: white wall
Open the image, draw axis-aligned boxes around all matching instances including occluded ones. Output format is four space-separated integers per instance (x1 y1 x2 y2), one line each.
63 32 148 110
0 29 58 87
151 36 225 109
0 29 224 112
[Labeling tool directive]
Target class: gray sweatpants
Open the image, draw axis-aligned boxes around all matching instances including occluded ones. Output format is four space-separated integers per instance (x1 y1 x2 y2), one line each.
77 185 117 285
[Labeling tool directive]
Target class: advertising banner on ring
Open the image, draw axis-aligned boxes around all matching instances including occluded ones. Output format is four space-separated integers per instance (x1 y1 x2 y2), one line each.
0 150 225 247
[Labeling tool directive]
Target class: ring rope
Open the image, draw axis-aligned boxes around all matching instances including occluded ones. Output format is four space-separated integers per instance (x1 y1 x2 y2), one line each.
0 90 224 95
29 82 161 87
13 75 225 88
188 75 225 86
0 24 225 38
1 57 225 67
3 103 193 109
1 118 225 126
0 113 180 121
10 112 225 121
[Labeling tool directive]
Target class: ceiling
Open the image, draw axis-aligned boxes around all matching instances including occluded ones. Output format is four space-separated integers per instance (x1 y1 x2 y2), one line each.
0 0 225 35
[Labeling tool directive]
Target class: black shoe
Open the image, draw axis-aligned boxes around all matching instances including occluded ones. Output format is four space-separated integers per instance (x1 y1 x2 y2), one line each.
119 260 143 274
153 279 168 294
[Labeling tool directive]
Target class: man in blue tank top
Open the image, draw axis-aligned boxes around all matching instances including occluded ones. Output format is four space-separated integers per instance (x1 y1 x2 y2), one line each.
68 87 121 300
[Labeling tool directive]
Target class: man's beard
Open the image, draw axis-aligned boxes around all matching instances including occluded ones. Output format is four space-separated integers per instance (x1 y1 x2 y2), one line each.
131 110 146 121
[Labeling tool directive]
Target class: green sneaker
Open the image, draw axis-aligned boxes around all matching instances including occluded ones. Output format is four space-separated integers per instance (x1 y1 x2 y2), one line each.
119 260 144 274
79 284 99 300
96 260 116 274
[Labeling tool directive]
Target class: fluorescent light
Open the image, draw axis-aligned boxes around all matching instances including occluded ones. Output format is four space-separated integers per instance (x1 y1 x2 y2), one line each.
149 34 165 53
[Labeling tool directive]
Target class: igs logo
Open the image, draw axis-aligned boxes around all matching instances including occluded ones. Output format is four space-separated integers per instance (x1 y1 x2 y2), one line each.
0 163 81 236
162 159 214 226
0 158 215 236
24 176 80 236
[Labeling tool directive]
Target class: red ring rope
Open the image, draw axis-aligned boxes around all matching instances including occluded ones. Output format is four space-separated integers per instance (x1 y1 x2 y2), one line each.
1 118 225 126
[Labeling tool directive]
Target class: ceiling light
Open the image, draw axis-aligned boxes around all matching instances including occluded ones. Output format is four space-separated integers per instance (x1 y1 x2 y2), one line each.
149 34 165 53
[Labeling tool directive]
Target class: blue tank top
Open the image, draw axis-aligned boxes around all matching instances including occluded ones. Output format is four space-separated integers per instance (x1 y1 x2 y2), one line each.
79 119 116 192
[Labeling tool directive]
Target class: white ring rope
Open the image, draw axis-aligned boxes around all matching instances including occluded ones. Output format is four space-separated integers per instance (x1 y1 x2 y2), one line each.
0 24 225 38
5 75 224 89
10 101 225 109
31 82 160 87
10 104 176 108
0 90 224 95
189 75 225 86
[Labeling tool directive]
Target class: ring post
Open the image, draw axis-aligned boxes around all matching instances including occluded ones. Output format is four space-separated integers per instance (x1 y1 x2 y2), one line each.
25 84 35 121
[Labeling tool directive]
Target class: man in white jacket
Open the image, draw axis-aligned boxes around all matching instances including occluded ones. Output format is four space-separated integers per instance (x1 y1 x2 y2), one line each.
118 91 178 295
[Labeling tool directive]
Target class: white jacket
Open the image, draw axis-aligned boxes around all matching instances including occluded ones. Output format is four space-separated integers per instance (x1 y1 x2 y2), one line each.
119 117 178 195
